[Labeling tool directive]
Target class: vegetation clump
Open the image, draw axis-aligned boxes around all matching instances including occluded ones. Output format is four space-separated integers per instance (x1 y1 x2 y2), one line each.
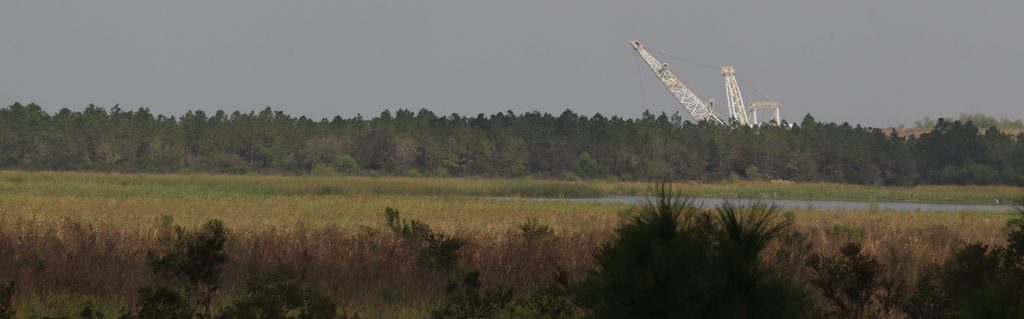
903 197 1024 318
807 243 904 319
518 218 553 242
575 184 811 318
219 268 358 319
122 219 229 318
430 270 576 319
0 282 14 319
385 207 467 269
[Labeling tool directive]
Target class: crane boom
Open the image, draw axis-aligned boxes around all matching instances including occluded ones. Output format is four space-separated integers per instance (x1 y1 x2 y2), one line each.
721 66 749 125
630 41 723 124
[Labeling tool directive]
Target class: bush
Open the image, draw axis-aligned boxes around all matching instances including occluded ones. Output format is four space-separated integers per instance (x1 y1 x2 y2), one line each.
431 270 576 319
431 271 514 319
123 219 229 318
806 243 904 319
385 207 466 269
0 282 14 319
518 218 553 242
132 286 193 319
219 268 360 319
330 155 359 175
405 168 423 178
309 163 336 177
559 170 579 181
904 199 1024 318
504 269 576 319
826 224 865 242
432 167 450 178
575 183 810 318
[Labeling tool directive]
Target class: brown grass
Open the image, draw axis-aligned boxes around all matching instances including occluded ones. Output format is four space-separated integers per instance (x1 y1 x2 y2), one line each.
0 209 1015 317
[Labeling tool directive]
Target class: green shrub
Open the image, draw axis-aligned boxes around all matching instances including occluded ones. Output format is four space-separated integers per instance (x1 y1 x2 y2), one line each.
0 281 14 319
577 152 608 179
502 269 577 319
330 155 359 175
123 219 229 318
384 207 466 269
518 218 553 242
421 233 468 269
77 305 105 319
431 270 576 319
904 201 1024 318
806 243 904 319
431 271 514 319
575 183 810 318
131 286 192 319
219 268 360 319
827 224 866 242
405 168 423 178
432 168 450 178
560 171 579 181
309 163 336 177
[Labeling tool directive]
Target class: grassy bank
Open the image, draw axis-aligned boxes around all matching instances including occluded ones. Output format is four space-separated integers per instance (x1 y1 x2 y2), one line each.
1 171 1022 204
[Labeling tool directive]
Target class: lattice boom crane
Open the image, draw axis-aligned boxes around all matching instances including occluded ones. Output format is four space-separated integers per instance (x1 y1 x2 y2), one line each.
721 66 750 126
630 41 723 124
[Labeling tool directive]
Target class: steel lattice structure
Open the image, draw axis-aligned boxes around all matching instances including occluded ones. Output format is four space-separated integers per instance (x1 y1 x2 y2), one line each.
630 41 723 124
721 66 749 125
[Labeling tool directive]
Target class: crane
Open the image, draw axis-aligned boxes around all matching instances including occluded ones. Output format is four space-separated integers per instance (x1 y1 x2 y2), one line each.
631 40 783 126
721 65 749 125
630 41 724 124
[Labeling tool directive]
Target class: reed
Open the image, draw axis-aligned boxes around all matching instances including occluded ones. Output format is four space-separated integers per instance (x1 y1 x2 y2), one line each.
0 171 1020 317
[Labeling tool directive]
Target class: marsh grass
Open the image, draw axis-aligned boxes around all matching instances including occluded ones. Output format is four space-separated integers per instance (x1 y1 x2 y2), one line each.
0 209 1016 317
1 171 1020 203
0 171 1021 317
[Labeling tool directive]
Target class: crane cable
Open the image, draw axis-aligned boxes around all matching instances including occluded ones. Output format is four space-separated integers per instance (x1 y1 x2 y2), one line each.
649 48 772 100
634 52 649 109
647 48 719 71
735 74 769 100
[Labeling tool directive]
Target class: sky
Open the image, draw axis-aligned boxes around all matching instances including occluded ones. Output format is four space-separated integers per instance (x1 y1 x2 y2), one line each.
2 1 1022 127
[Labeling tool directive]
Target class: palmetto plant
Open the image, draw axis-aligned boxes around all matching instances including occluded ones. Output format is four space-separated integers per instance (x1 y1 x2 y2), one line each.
575 183 809 319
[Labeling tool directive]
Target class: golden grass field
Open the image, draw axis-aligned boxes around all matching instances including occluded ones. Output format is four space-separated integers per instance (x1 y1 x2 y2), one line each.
0 171 1021 317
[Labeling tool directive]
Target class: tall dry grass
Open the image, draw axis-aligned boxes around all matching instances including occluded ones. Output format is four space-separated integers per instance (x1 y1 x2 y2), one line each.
0 171 1020 317
0 209 1015 317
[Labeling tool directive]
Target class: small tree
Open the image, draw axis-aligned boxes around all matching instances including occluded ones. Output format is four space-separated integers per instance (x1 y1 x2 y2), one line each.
385 207 466 269
124 219 229 318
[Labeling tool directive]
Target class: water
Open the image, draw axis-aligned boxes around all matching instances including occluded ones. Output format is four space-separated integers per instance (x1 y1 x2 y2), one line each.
504 196 1015 212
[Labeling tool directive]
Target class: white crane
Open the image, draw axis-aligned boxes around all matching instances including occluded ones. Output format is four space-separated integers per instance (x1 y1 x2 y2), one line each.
630 41 723 124
721 65 749 125
631 40 783 126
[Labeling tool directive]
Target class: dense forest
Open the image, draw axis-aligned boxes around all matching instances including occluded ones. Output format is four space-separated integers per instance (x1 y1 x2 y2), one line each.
1 103 1022 186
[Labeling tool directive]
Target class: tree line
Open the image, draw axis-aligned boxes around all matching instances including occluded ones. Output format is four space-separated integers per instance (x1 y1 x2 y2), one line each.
1 103 1022 185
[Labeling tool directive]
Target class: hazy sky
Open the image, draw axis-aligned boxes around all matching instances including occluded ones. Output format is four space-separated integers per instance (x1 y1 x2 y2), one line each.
2 1 1022 127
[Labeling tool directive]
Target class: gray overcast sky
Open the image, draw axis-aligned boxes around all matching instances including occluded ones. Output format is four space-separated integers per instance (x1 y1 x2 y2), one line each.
2 1 1022 127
